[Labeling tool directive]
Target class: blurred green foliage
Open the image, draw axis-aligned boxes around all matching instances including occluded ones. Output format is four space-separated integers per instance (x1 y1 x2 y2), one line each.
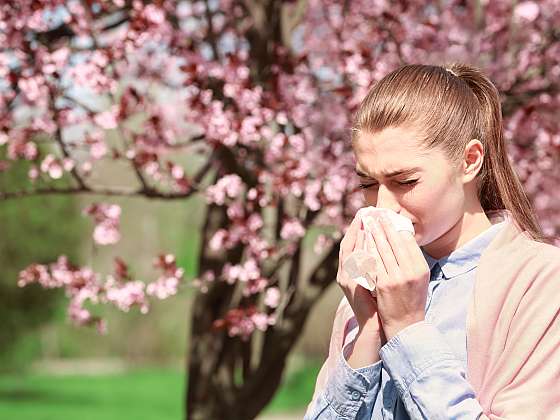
0 359 322 419
0 149 86 371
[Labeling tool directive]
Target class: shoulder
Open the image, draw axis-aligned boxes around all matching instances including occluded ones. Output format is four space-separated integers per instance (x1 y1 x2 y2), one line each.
495 233 560 270
478 235 560 308
511 238 560 305
519 238 560 270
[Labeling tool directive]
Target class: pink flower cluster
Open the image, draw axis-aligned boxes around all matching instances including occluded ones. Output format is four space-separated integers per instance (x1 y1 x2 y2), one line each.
205 174 244 205
39 154 75 180
221 258 270 297
83 203 122 245
17 254 184 334
280 219 305 241
146 254 184 299
212 305 276 341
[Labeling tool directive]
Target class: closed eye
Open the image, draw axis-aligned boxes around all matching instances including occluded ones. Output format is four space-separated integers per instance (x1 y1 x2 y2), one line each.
358 179 419 189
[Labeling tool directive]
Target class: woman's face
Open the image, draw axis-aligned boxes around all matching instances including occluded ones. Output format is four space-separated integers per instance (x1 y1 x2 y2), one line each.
353 125 467 250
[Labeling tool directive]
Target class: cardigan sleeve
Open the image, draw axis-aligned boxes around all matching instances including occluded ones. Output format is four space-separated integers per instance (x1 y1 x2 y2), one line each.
473 254 560 420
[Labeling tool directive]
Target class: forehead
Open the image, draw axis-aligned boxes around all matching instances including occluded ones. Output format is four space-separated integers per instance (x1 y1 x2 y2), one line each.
353 126 430 175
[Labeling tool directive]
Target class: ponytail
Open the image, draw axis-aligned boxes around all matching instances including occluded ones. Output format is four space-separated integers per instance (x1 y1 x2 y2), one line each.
446 63 550 244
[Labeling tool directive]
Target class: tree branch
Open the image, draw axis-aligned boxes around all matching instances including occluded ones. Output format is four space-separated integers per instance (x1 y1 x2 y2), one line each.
0 185 200 201
48 87 87 189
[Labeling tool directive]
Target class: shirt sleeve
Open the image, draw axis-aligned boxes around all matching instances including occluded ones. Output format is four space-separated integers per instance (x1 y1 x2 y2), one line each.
379 320 484 419
304 340 383 419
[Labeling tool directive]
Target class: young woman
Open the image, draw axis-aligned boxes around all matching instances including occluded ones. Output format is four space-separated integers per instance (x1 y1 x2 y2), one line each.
304 63 560 419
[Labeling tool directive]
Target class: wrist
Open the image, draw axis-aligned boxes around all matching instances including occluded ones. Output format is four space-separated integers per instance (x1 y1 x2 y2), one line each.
346 328 382 369
383 317 425 342
358 317 382 335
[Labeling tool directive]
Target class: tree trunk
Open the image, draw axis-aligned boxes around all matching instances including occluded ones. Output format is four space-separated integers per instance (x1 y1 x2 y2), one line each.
186 289 331 420
185 203 340 419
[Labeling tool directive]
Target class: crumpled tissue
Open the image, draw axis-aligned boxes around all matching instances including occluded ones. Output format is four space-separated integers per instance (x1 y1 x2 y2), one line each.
342 207 415 296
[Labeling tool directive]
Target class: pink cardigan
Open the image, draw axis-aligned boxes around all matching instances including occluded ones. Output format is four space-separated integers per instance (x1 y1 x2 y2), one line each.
311 210 560 419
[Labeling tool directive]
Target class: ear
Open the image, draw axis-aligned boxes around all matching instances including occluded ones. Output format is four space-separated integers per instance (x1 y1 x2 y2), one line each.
462 139 484 183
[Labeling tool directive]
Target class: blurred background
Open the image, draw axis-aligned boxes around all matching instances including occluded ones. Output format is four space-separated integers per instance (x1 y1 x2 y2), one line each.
0 150 343 419
1 0 559 419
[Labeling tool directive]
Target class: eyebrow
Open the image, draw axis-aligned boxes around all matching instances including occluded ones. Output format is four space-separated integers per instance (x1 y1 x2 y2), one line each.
355 167 421 179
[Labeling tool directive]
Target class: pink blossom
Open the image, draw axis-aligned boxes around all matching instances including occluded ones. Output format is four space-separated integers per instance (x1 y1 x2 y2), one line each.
251 313 270 331
264 287 281 308
94 110 118 130
40 154 64 179
247 214 263 232
226 202 244 219
514 2 540 22
222 259 261 283
280 219 305 240
304 180 322 211
93 221 121 245
143 4 166 25
62 158 74 172
147 254 184 298
171 164 185 180
206 174 244 204
18 76 44 102
105 277 149 314
247 188 258 200
28 166 39 180
18 263 50 288
68 298 93 325
83 203 122 245
209 229 228 251
81 161 93 174
313 234 334 254
90 139 108 160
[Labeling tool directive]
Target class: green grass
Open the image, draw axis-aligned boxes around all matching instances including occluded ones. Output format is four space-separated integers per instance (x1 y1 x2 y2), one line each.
0 368 183 420
0 361 322 419
262 360 322 414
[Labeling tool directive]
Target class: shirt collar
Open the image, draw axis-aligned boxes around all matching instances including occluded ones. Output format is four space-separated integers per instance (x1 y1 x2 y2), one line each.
421 219 507 279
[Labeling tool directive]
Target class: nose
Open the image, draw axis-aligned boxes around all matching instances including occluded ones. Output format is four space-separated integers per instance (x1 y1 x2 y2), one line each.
376 184 401 214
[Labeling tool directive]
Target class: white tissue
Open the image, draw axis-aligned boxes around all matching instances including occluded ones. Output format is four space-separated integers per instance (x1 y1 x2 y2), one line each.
358 207 415 235
342 207 415 295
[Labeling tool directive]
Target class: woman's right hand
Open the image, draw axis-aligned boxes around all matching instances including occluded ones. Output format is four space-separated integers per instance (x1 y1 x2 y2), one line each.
337 213 385 340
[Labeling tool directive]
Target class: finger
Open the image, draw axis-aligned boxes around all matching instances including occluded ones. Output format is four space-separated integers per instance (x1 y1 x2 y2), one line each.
400 232 429 271
365 229 376 254
378 217 414 268
354 229 365 251
341 215 363 255
369 217 400 279
366 229 386 281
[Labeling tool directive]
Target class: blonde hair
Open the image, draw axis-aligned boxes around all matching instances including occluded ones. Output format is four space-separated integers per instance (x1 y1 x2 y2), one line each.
352 63 550 244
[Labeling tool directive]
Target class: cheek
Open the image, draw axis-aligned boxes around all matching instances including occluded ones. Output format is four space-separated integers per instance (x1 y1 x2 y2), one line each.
413 182 463 243
363 190 376 204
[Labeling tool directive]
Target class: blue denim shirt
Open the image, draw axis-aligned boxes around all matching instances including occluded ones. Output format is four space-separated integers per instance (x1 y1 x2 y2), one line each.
305 220 507 419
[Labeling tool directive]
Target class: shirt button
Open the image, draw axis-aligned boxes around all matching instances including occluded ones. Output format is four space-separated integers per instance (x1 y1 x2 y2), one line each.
350 389 362 401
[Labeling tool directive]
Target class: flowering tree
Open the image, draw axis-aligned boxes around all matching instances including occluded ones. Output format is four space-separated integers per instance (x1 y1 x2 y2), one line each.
1 0 559 418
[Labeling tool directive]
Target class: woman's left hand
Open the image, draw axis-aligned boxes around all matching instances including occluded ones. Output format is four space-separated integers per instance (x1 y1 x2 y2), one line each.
368 214 431 342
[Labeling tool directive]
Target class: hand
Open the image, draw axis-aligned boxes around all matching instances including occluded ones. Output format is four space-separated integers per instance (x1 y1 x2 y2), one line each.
368 214 430 342
336 214 383 338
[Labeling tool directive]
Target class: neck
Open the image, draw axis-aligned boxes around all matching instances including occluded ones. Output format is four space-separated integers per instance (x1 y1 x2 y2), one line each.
423 208 492 260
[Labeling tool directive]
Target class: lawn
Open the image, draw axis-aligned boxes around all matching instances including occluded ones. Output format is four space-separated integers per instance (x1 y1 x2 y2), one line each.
0 361 321 420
